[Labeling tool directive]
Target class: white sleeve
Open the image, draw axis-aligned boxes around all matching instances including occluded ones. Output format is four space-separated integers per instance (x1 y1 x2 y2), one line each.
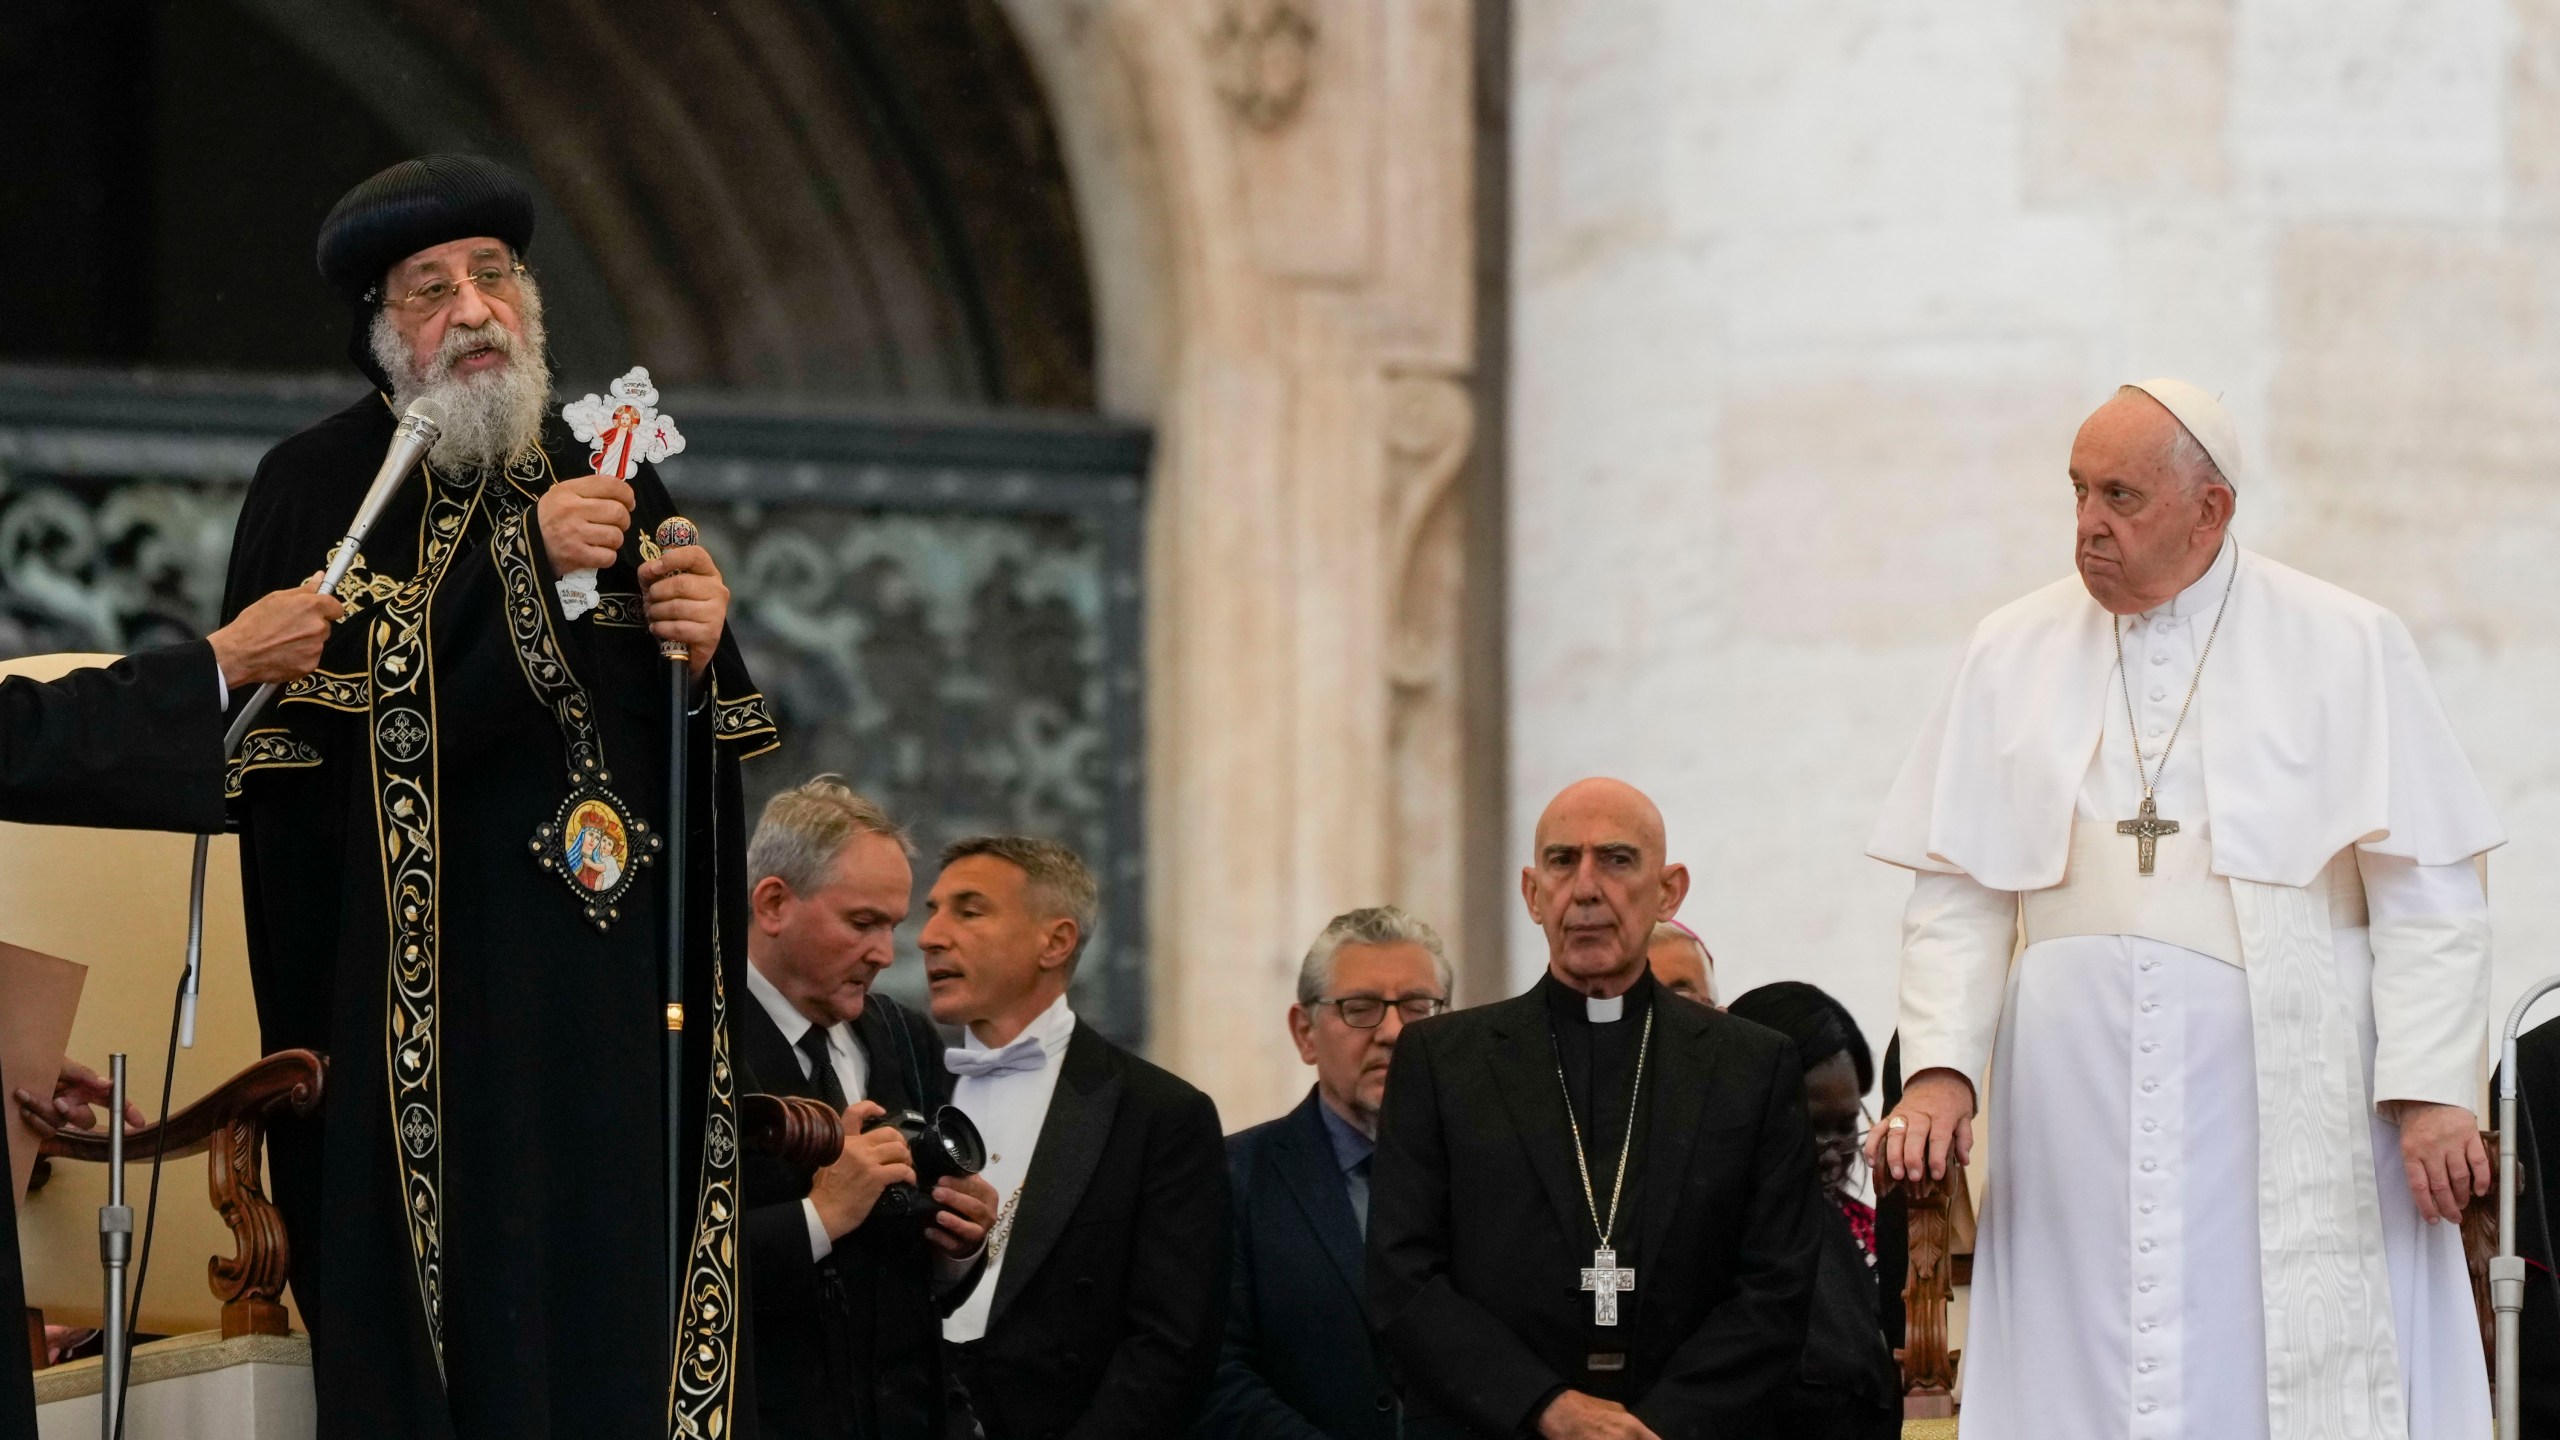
2360 850 2490 1113
1896 869 2020 1104
215 655 231 710
802 1198 834 1262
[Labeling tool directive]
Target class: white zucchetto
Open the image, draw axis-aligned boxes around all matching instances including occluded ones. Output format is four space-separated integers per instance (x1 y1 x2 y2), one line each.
2125 376 2243 489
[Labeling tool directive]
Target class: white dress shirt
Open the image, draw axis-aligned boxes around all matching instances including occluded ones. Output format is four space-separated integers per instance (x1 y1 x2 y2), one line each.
745 962 869 1260
940 992 1077 1343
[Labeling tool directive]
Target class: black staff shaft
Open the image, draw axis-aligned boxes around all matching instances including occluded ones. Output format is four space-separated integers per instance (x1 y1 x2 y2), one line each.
663 645 688 1331
654 513 699 1341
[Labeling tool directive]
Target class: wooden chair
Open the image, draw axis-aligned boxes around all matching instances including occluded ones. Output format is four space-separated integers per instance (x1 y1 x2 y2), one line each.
1895 1165 1972 1419
23 1050 324 1343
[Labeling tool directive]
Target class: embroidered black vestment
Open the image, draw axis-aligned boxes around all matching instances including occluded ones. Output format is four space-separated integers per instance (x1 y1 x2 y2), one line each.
220 393 776 1440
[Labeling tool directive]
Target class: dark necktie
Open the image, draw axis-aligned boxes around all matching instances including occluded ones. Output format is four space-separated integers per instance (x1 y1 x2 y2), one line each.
1348 1154 1373 1238
796 1026 849 1112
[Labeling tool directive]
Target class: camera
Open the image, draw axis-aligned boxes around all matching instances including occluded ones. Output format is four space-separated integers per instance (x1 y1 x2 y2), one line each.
862 1104 988 1227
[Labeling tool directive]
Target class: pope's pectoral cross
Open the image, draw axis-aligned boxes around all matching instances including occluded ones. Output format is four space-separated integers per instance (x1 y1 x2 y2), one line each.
1580 1247 1635 1326
2115 795 2180 876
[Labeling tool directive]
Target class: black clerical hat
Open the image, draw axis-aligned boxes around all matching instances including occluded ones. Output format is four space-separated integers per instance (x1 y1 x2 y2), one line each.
316 154 536 308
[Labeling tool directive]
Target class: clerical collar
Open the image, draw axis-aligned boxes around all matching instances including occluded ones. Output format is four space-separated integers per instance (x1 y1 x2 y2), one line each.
1540 965 1657 1026
2139 536 2238 624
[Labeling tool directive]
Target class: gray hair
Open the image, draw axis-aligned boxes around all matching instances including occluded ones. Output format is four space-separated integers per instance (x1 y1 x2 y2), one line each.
372 266 552 473
940 835 1100 963
2115 384 2230 495
747 775 913 896
1295 905 1454 1008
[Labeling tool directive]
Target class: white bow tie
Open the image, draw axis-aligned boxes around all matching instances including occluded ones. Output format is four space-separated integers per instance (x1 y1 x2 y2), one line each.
945 1035 1049 1080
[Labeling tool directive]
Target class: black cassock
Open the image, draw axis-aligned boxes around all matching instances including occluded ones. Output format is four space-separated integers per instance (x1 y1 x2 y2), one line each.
1368 966 1824 1439
220 395 777 1440
0 643 230 1440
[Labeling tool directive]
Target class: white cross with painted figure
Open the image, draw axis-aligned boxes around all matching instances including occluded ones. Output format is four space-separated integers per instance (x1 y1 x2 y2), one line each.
556 366 685 619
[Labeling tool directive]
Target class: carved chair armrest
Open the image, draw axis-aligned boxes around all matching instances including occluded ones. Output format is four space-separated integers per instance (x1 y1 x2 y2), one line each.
2462 1129 2500 1381
32 1050 324 1166
740 1093 845 1175
1890 1166 1970 1418
30 1049 325 1341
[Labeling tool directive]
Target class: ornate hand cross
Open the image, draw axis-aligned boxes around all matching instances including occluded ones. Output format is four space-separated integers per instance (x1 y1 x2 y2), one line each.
1580 1246 1635 1326
2116 795 2180 876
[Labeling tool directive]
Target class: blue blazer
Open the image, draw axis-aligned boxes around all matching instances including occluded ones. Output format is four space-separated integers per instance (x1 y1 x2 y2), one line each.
1196 1088 1402 1440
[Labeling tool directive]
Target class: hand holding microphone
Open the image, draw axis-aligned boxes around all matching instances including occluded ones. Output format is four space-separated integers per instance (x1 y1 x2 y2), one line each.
209 583 346 687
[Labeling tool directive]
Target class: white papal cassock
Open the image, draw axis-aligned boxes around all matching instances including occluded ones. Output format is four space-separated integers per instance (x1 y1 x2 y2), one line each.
1871 537 2501 1440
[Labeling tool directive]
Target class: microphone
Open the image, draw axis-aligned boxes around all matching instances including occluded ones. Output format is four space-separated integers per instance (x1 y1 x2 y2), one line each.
219 397 442 756
185 397 442 1048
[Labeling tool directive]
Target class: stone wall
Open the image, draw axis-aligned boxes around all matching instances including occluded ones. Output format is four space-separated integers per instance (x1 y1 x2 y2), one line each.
1511 0 2560 1078
1002 0 1493 1129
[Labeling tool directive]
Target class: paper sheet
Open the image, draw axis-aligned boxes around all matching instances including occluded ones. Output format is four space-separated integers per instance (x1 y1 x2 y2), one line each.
0 940 87 1204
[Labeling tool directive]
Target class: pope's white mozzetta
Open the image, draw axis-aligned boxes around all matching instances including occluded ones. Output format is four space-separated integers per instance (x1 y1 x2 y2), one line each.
1870 384 2499 1440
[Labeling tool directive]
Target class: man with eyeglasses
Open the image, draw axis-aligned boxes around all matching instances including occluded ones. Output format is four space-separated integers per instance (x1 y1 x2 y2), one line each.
217 154 769 1437
1197 906 1452 1440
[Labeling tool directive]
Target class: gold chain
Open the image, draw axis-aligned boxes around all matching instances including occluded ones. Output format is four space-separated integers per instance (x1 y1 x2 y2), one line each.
986 1182 1027 1260
2110 554 2238 802
1549 1001 1653 1248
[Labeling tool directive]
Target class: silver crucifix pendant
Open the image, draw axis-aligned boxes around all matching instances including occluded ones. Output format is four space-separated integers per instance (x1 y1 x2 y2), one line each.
2115 794 2180 876
1580 1246 1635 1326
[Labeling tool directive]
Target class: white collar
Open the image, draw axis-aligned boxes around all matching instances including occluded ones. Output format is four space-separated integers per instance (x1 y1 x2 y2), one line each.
746 960 826 1051
959 990 1077 1060
1585 993 1625 1023
2138 535 2238 624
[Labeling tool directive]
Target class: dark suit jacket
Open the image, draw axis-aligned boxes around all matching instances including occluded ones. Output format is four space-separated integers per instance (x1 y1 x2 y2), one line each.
2516 1015 2560 1438
0 640 228 831
953 1020 1229 1440
2 639 230 1440
1196 1089 1399 1440
1368 984 1823 1440
737 990 977 1440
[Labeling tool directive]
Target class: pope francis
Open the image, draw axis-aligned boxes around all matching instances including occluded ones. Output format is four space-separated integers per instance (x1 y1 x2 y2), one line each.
1865 380 2497 1440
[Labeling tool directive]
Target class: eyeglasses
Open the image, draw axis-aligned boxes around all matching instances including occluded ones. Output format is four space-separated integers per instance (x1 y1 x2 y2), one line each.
392 260 528 315
1314 994 1449 1029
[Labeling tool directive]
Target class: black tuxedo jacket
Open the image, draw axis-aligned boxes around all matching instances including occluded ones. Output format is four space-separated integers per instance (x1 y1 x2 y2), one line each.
2 639 231 1440
1368 984 1822 1439
737 990 976 1440
953 1020 1229 1440
1196 1089 1399 1440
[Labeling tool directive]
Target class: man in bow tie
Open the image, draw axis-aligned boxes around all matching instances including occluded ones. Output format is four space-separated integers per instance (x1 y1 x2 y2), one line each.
924 836 1230 1440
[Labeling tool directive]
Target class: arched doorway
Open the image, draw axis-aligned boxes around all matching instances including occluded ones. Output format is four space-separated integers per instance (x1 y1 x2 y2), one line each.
0 0 1154 1039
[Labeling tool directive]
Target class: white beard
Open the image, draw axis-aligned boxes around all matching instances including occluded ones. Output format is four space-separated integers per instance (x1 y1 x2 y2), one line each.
371 276 552 473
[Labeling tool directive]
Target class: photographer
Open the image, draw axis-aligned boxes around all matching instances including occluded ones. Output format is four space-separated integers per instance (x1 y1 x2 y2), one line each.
738 778 1000 1440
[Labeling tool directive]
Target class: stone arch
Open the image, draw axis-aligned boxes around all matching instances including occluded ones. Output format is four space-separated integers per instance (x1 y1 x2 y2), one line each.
995 0 1489 1118
9 0 1095 409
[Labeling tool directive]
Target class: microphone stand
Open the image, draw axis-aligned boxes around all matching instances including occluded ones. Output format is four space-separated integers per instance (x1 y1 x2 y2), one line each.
2495 975 2560 1440
653 517 698 1335
96 1055 130 1440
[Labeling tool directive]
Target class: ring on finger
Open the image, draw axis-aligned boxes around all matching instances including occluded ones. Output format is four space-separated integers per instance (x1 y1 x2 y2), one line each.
1885 1115 1908 1131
